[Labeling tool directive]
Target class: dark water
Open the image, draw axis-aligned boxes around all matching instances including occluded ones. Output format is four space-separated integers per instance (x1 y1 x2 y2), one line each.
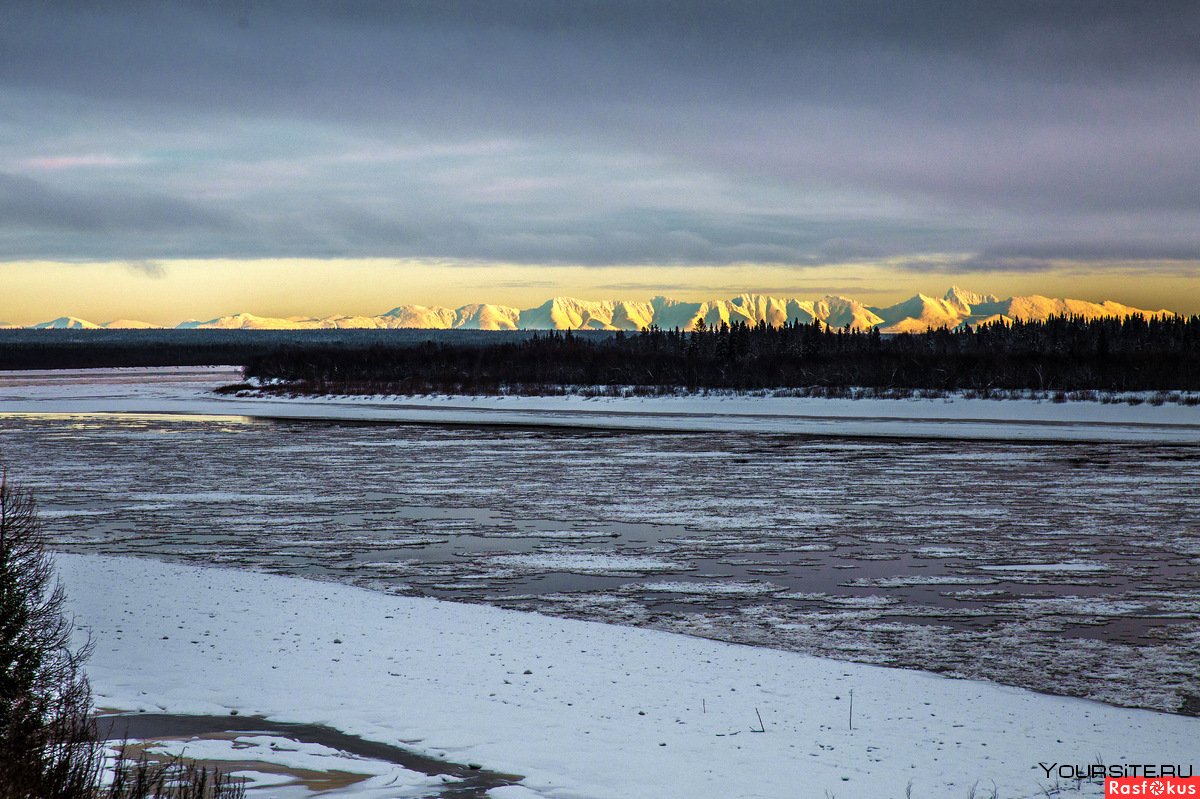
3 412 1198 713
99 713 521 798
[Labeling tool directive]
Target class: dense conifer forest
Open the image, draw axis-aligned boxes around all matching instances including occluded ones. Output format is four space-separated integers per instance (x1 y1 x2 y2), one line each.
0 329 551 370
237 315 1200 396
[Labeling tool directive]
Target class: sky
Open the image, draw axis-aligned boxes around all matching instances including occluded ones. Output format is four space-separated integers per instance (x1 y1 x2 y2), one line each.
2 1 1198 323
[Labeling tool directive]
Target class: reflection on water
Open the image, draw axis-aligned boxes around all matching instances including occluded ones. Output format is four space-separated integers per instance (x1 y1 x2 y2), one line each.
2 412 1198 713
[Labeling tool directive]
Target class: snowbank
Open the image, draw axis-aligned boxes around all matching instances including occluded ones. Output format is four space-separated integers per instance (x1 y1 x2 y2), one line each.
2 366 1198 442
59 554 1198 799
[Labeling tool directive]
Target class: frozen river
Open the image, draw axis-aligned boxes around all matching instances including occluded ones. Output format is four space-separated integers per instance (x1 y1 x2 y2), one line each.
3 408 1198 715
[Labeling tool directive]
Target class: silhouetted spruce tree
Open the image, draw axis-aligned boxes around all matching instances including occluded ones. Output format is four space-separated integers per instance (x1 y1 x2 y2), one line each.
0 475 101 799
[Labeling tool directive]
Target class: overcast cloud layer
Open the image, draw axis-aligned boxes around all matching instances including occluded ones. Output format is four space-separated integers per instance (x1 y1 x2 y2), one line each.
1 1 1198 271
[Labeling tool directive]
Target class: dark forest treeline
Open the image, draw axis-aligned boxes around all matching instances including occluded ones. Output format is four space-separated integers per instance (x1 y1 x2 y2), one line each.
0 329 557 370
0 341 261 370
0 330 287 369
239 315 1200 395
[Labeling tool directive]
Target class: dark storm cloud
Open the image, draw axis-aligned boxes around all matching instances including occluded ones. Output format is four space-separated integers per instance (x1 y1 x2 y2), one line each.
0 173 236 235
1 1 1198 265
297 202 950 265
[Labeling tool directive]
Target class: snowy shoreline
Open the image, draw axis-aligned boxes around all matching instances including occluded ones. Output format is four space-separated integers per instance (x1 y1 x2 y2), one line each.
2 366 1199 442
60 553 1198 799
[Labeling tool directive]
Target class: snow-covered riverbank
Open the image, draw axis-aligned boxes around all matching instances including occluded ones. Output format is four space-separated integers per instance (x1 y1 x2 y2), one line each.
3 367 1199 442
60 554 1198 799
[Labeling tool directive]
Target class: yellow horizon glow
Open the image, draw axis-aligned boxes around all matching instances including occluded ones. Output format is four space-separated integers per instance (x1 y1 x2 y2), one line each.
0 258 1197 326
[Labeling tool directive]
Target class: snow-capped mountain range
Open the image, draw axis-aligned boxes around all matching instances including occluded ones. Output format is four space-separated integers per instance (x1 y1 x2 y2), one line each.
25 287 1175 333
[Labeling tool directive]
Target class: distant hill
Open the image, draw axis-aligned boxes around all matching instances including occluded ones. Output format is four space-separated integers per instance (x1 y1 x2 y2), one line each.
28 287 1175 333
29 316 161 330
29 316 102 330
102 319 160 329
